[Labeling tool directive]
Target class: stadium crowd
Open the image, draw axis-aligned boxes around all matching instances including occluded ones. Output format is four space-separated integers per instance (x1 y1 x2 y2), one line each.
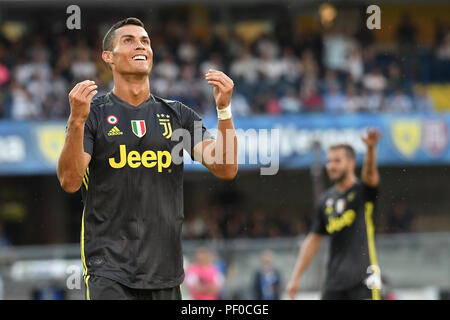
0 14 449 120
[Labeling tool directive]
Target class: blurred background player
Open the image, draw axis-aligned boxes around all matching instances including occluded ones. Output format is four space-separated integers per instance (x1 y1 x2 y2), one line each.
57 18 237 300
185 247 224 300
252 250 282 300
0 1 449 300
286 128 382 300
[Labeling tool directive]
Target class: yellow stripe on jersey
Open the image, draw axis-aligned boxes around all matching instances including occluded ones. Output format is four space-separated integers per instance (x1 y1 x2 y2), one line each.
83 176 88 190
365 202 381 300
81 207 88 277
84 274 91 300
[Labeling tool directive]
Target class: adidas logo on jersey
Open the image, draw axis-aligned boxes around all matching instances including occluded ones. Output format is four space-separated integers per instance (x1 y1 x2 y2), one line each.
108 126 123 136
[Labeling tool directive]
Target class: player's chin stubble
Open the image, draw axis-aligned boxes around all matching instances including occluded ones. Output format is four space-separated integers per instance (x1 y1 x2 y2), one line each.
330 170 347 184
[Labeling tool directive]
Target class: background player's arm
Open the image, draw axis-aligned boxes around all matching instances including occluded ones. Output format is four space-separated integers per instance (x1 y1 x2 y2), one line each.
361 128 381 187
193 70 238 180
57 80 97 193
286 232 322 299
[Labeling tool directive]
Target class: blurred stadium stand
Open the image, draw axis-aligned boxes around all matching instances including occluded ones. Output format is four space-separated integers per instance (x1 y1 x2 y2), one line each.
0 0 449 299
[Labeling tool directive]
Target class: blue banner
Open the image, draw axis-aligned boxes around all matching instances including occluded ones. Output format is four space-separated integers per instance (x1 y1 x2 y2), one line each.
0 113 449 175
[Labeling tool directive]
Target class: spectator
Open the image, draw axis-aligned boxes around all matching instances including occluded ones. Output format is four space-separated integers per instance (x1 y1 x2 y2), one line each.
362 68 387 92
256 33 280 60
322 28 350 73
385 89 414 113
323 85 346 113
177 35 198 63
230 91 251 116
9 80 40 120
346 47 364 82
301 83 323 112
0 13 446 121
436 31 450 61
414 86 434 113
185 247 224 300
0 62 10 87
26 73 51 109
360 89 384 113
322 69 341 93
229 48 259 85
71 47 97 80
258 51 286 85
154 51 179 80
266 93 281 115
343 85 362 113
387 62 411 94
252 250 281 300
435 31 450 82
279 47 303 84
200 53 224 76
279 87 302 113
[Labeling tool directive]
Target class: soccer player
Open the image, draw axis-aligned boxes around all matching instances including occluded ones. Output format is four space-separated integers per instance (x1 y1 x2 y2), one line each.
286 129 382 300
57 18 238 300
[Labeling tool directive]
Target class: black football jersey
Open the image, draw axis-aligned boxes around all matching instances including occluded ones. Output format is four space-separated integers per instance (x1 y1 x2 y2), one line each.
310 180 380 291
80 91 212 289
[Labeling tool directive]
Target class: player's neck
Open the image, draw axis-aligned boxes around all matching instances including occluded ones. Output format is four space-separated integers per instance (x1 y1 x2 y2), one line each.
335 174 357 192
112 73 151 107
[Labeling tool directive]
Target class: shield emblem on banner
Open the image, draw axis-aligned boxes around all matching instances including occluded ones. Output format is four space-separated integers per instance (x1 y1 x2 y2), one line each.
390 120 421 158
422 119 448 157
37 126 66 164
131 120 147 138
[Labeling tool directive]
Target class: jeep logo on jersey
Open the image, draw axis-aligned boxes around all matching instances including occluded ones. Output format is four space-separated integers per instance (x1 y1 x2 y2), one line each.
157 114 172 139
131 120 146 138
109 144 172 172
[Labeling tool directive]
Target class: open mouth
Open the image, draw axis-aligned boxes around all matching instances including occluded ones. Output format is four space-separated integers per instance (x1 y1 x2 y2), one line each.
132 55 147 61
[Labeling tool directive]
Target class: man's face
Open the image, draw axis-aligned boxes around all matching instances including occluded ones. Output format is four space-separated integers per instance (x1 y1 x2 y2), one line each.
326 148 354 184
104 24 153 76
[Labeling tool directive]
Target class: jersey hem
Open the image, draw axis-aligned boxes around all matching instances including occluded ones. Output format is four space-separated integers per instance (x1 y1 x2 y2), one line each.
87 270 185 290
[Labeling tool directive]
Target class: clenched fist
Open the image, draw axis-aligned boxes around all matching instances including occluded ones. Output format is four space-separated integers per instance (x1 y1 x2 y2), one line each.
68 80 98 121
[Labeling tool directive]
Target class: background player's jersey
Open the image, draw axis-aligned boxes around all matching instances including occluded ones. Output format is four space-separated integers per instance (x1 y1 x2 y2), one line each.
310 180 379 291
80 92 212 289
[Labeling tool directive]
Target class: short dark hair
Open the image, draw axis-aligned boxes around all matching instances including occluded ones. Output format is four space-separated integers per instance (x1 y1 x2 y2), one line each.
102 17 145 51
328 144 356 160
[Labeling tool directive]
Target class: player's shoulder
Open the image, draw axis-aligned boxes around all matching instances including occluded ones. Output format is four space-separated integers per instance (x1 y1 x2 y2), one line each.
90 93 109 110
153 94 186 111
152 94 197 120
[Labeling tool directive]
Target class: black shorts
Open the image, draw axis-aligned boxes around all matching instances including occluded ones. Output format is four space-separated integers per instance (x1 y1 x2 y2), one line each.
322 282 380 300
84 274 182 300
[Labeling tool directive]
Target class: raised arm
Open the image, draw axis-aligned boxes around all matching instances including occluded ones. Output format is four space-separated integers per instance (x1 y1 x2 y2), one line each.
286 233 322 299
361 128 381 187
193 70 238 180
57 80 97 193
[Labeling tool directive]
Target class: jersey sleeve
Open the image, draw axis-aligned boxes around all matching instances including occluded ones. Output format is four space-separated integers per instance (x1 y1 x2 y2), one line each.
310 201 327 235
83 110 97 156
179 103 214 158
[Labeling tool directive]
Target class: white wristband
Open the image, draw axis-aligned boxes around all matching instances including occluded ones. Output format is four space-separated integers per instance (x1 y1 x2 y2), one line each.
217 104 232 120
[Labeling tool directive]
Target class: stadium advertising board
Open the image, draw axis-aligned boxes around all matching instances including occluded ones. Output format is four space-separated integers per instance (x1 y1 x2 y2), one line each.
0 114 448 175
